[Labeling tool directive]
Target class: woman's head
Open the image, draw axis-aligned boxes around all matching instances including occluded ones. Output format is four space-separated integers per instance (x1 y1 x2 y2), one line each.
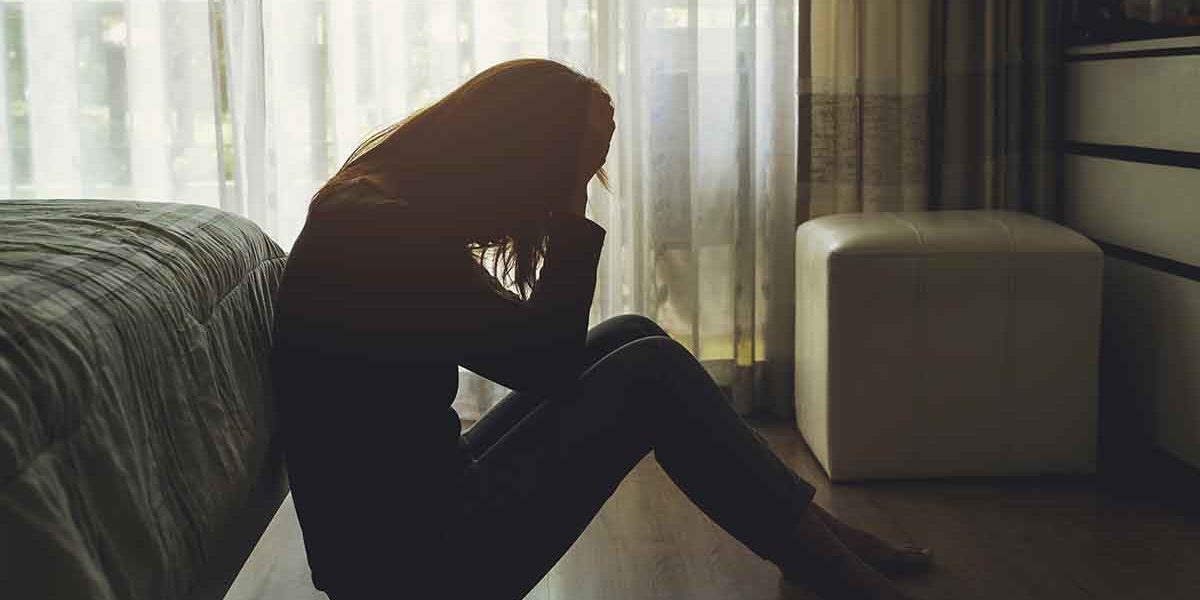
314 58 613 297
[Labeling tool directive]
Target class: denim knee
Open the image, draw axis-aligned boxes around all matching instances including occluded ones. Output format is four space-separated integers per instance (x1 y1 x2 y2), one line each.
586 335 693 381
601 313 667 338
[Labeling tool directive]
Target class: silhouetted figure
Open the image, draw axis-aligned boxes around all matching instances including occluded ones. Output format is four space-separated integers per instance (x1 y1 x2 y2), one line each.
270 58 932 600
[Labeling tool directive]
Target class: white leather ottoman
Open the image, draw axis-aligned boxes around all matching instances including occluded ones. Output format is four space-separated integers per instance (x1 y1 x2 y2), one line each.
794 210 1102 481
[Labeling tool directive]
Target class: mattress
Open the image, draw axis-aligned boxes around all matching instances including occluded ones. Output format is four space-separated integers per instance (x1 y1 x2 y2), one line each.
0 199 287 600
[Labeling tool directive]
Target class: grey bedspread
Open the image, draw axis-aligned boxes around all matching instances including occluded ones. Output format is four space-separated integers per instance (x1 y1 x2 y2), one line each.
0 200 287 600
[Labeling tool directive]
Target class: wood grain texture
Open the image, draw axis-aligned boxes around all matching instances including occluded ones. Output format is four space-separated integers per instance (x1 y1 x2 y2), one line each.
224 419 1200 600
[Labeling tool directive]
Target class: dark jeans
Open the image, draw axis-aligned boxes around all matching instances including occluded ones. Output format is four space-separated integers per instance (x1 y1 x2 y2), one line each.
447 314 817 599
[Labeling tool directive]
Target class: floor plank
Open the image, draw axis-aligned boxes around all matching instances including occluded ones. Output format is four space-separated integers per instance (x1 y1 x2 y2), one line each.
225 419 1200 600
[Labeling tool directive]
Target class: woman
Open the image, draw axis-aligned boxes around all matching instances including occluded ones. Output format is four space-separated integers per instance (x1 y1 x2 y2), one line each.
270 58 931 600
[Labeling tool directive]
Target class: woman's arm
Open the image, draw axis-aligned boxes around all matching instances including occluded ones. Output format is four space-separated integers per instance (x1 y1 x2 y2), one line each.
322 211 605 396
450 213 605 394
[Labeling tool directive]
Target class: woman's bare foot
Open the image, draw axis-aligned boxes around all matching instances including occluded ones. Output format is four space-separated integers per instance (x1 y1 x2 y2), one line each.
780 506 920 600
811 504 933 577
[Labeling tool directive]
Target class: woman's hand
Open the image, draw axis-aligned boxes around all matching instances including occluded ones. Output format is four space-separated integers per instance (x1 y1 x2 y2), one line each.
565 178 589 217
566 91 616 218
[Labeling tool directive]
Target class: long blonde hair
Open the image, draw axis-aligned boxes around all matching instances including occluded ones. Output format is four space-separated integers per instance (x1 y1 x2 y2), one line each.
312 59 610 298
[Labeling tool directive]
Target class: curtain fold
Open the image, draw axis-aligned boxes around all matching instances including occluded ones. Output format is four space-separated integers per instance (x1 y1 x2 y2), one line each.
930 0 1062 218
803 0 933 218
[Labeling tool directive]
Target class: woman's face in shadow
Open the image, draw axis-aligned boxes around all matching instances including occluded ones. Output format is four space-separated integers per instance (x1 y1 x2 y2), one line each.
578 90 616 183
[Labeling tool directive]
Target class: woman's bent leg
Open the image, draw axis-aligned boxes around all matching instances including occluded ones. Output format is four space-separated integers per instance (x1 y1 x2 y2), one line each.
461 314 667 457
446 335 817 599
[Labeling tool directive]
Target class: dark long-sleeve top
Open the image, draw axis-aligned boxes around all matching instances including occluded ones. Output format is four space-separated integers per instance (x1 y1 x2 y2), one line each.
269 186 606 592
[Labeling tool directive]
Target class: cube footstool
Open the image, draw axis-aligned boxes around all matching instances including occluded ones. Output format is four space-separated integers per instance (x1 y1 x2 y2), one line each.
794 210 1102 481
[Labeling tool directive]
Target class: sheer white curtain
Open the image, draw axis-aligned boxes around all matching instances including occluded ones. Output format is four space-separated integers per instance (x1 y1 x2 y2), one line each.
1 0 802 418
0 0 226 205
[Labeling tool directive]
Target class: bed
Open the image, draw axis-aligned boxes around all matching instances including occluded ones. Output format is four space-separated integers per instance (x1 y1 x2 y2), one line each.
0 199 289 600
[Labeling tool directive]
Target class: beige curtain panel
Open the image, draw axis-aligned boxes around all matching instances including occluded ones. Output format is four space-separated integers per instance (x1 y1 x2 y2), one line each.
800 0 1061 222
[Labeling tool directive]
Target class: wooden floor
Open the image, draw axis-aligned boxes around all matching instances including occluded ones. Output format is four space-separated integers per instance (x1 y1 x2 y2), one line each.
224 419 1200 600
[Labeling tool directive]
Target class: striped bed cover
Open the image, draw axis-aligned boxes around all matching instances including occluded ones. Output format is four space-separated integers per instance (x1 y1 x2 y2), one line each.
0 199 287 600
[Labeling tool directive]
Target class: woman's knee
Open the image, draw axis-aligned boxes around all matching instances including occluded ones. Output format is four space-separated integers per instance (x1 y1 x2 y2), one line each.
584 314 669 363
588 314 667 343
582 335 693 379
609 313 668 337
